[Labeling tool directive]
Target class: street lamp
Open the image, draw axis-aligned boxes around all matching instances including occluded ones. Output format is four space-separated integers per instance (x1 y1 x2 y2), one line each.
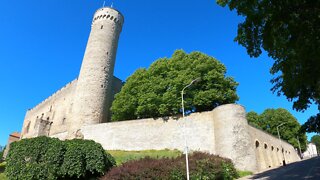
181 77 200 180
277 122 286 166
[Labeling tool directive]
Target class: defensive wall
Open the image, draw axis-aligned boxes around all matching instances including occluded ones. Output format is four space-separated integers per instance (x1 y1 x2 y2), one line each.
21 77 123 139
50 104 301 172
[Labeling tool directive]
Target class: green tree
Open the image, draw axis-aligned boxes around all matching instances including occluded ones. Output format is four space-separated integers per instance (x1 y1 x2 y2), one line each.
111 50 239 121
216 0 320 132
246 111 261 129
311 135 320 155
247 108 307 152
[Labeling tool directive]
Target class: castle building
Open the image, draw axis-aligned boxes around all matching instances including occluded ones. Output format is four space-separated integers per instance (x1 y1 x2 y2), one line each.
15 7 302 173
20 7 124 139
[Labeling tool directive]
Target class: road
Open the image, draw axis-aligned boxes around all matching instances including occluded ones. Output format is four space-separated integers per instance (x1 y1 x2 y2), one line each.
241 157 320 180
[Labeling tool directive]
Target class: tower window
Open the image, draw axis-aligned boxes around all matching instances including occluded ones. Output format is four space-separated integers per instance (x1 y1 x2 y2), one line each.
110 16 114 20
107 15 110 18
101 25 104 29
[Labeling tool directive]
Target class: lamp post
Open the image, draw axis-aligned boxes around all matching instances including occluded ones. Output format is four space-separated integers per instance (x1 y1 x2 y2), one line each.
181 78 200 180
277 122 286 166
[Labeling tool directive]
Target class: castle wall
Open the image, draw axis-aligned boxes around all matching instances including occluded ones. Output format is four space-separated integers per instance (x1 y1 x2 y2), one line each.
248 125 301 172
74 104 300 173
81 111 216 153
21 79 77 138
21 76 123 139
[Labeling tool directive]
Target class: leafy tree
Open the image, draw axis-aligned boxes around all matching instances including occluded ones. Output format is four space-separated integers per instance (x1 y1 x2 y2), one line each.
246 111 261 129
111 50 239 121
217 0 320 132
302 113 320 133
247 108 307 152
311 135 320 155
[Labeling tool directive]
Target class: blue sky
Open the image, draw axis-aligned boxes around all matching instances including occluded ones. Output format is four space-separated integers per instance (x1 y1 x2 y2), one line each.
0 0 317 146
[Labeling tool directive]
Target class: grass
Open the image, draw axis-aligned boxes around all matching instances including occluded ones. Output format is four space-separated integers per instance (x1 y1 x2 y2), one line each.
108 149 182 165
0 173 7 180
237 170 253 178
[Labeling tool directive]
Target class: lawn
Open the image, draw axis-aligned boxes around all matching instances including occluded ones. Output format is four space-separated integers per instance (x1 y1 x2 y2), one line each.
108 149 182 165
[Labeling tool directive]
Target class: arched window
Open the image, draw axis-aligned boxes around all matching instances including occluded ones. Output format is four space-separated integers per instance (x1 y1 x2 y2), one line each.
264 143 268 149
255 141 260 148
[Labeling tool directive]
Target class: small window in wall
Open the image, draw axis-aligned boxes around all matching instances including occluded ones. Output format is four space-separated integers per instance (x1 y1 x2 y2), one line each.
26 122 30 133
62 117 66 125
47 117 50 120
271 146 274 151
110 16 114 20
255 141 260 148
277 148 279 152
264 143 268 149
101 25 104 29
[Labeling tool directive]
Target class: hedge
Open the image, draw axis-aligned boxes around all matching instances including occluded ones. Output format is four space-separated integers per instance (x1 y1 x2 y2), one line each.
102 152 239 180
5 136 115 180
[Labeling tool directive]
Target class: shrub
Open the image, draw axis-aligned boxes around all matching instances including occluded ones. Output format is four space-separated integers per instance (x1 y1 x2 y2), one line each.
60 139 116 179
102 152 238 180
0 162 6 173
5 136 115 180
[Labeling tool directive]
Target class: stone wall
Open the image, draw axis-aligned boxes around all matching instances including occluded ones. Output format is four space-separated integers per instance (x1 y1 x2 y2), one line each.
21 77 123 139
21 79 77 138
73 104 300 172
248 125 300 171
82 111 216 153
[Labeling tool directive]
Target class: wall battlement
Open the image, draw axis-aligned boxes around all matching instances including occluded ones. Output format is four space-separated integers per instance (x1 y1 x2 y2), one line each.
27 79 78 113
92 7 124 27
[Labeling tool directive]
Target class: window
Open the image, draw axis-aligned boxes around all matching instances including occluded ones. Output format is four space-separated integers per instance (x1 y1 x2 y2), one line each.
101 25 104 29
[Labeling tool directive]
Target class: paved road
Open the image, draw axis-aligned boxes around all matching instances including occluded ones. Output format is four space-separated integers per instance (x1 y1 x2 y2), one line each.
241 157 320 180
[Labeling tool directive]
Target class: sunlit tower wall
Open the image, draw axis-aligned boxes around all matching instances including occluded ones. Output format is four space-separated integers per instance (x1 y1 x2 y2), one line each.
70 7 124 133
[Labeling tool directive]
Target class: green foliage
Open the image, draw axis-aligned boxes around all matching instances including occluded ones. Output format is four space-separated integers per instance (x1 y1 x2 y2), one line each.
111 50 239 121
311 135 320 155
217 0 320 132
102 152 239 180
108 149 182 165
302 113 320 133
0 173 7 180
0 162 5 173
237 170 253 178
247 108 307 152
5 136 115 180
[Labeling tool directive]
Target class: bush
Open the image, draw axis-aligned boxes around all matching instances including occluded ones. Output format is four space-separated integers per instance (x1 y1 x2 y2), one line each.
0 162 6 173
5 136 115 180
102 152 238 180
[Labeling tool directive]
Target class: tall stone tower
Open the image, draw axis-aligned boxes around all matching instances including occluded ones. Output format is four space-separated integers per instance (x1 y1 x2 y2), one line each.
69 7 124 135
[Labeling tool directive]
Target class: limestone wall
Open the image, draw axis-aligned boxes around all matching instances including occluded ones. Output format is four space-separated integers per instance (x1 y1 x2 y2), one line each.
21 77 123 139
21 79 77 138
248 125 300 171
77 104 300 172
82 111 216 153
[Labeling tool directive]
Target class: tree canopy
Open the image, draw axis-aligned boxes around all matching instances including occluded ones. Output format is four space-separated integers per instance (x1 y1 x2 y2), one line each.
111 50 239 121
217 0 320 132
247 108 307 152
311 135 320 155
